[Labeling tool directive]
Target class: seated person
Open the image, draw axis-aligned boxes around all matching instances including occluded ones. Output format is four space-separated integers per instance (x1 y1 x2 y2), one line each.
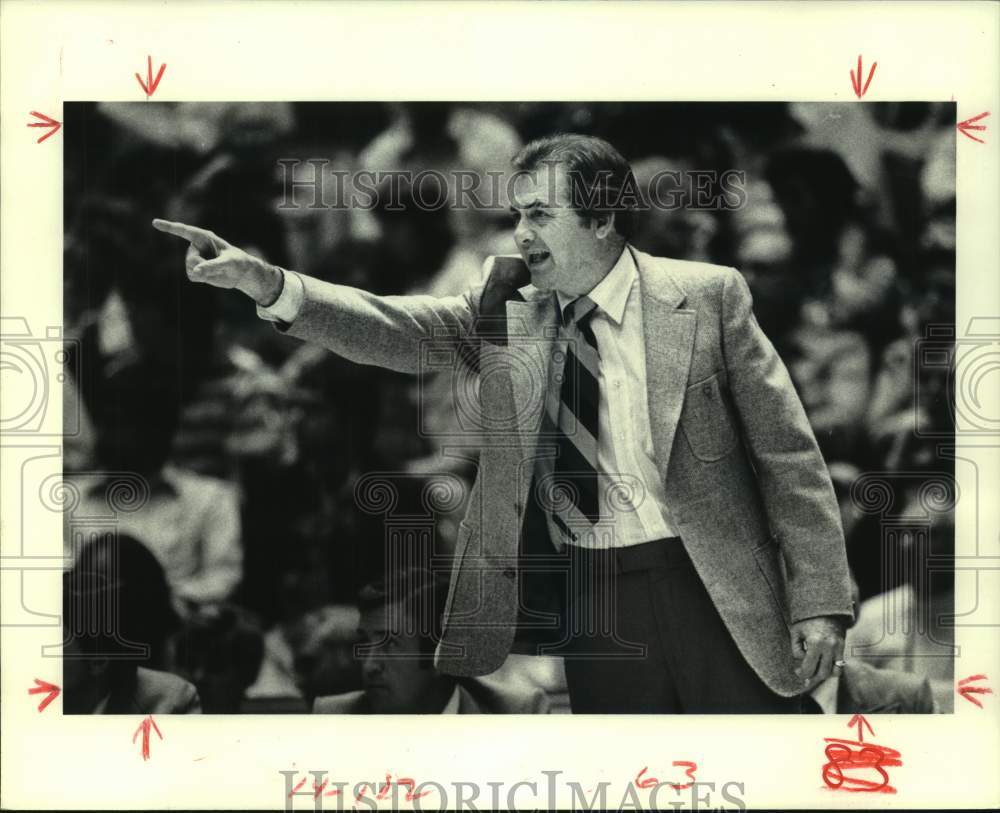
291 605 364 706
63 534 200 714
808 660 935 714
845 482 955 712
65 366 242 611
807 571 936 714
313 567 549 714
171 603 264 713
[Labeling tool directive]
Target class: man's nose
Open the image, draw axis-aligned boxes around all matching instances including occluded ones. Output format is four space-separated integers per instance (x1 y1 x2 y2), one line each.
514 221 534 247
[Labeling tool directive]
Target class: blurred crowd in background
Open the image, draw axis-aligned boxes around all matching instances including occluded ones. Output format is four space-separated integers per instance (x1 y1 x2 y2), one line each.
62 101 956 714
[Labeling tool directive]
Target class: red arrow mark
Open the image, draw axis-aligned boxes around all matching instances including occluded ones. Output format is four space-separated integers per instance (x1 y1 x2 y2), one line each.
135 55 167 98
132 715 163 761
957 674 993 707
26 111 62 144
849 55 877 99
957 111 989 144
27 678 60 712
847 713 875 743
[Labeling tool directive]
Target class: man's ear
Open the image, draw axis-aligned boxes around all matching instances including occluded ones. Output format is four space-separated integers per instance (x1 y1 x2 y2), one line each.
594 212 616 240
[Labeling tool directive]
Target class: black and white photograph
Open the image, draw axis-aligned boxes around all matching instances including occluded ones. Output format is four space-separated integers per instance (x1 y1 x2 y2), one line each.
3 2 998 809
61 99 957 717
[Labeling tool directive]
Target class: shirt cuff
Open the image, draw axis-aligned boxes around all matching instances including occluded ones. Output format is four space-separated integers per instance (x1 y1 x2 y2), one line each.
256 268 304 324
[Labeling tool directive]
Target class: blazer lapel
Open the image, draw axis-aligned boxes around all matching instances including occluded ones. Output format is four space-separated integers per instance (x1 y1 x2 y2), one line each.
503 292 559 468
634 248 696 471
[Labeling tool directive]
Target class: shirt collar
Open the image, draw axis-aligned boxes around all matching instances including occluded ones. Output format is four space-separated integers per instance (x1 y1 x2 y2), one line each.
554 245 636 326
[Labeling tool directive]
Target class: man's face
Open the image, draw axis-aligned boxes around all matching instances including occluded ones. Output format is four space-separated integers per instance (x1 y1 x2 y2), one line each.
509 163 604 296
357 604 440 713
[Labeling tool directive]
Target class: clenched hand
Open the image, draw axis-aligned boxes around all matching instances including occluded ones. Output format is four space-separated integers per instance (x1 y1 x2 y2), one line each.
791 615 846 689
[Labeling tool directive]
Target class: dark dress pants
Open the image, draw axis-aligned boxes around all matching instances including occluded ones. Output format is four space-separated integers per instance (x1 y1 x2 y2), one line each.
555 538 804 714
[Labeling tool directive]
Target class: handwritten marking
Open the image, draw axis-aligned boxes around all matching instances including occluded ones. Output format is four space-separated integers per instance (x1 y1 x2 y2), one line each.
849 54 877 99
286 773 432 803
669 760 698 791
957 112 990 144
635 761 699 792
26 111 61 143
635 767 657 790
135 55 167 98
958 673 993 707
132 715 163 761
822 715 901 793
27 678 60 712
848 712 875 743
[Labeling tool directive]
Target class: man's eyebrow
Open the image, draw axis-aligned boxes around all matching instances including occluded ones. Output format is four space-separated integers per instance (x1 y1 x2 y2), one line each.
509 201 544 213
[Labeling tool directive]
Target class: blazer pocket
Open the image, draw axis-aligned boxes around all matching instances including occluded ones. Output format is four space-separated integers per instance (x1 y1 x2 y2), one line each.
679 372 738 462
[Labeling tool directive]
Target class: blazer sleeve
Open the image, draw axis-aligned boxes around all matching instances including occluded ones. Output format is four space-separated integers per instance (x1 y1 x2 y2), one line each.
278 272 484 375
720 268 854 625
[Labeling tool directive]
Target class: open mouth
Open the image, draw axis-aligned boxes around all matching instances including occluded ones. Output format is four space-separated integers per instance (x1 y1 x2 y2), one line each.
526 249 551 267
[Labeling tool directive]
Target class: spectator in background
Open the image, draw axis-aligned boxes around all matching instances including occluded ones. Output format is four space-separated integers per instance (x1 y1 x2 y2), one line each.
630 155 719 263
243 605 364 712
63 535 200 714
846 475 956 712
730 176 799 350
765 146 859 295
172 604 264 713
290 605 364 705
806 572 936 713
786 324 872 462
65 366 243 612
224 353 333 626
314 567 550 714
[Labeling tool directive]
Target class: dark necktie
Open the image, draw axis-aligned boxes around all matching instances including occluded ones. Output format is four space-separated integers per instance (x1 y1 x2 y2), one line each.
539 295 601 544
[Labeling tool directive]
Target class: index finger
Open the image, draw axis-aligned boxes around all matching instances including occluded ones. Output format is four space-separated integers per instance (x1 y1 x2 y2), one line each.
152 218 215 251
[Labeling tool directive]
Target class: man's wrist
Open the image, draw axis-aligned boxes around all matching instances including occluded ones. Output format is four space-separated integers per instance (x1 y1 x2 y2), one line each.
253 263 285 307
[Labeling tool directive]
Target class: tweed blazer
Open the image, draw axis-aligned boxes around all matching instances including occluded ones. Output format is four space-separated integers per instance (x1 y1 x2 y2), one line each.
284 246 853 697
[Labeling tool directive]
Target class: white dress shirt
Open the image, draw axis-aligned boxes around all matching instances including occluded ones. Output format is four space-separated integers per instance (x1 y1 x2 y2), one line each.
64 465 243 607
258 267 305 323
548 247 678 546
259 247 678 547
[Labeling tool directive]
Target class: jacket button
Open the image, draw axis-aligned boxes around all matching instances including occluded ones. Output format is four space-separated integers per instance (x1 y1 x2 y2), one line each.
502 568 517 580
702 383 713 397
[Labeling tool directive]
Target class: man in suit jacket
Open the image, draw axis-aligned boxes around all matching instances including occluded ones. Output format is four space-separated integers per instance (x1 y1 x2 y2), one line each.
153 133 853 713
313 566 550 714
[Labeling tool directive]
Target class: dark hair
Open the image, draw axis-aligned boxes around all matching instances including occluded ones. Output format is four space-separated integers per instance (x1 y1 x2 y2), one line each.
63 534 181 706
357 566 449 657
511 133 637 240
